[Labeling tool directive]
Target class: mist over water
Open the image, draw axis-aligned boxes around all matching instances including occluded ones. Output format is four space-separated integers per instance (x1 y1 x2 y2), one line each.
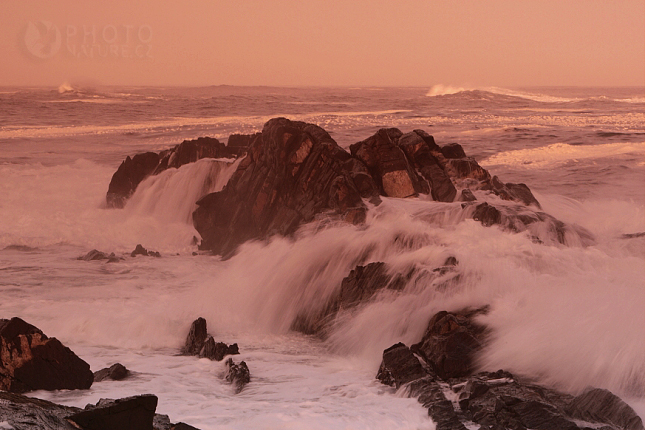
0 86 643 428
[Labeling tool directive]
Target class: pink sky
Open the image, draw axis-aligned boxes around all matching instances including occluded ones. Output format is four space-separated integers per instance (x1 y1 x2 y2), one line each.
2 0 644 87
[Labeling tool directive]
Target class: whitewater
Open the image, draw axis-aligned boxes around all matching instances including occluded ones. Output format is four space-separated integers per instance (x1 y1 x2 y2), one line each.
0 85 643 429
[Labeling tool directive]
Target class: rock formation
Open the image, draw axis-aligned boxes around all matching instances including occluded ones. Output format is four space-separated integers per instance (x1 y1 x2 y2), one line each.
376 310 644 430
224 358 250 394
93 363 130 382
181 318 239 362
0 317 93 393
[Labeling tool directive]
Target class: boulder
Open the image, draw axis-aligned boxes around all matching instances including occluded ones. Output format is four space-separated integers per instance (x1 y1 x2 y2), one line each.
567 388 644 430
181 317 207 355
67 395 158 430
411 307 489 380
224 358 250 394
193 118 372 256
376 342 428 389
93 363 130 382
0 317 93 393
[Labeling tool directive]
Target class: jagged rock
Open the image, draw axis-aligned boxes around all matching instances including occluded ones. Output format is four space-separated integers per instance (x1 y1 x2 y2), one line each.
376 343 428 389
440 143 467 159
93 363 130 382
491 175 541 208
0 317 93 393
131 244 161 257
106 136 241 208
182 317 208 356
411 308 489 380
227 133 260 156
350 128 426 198
0 391 80 430
398 130 456 202
193 118 372 256
199 337 239 361
67 394 158 430
568 388 644 430
224 358 250 394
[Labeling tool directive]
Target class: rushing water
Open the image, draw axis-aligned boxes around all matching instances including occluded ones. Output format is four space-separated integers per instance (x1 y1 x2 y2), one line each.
0 85 643 429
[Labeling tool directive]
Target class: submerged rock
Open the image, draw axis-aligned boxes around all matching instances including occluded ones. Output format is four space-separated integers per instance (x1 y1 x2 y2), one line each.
93 363 130 382
224 358 250 394
67 395 158 430
199 337 239 361
0 317 93 393
78 249 122 262
131 244 161 257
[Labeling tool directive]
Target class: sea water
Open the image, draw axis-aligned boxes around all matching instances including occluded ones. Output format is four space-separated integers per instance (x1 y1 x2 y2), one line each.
0 85 643 429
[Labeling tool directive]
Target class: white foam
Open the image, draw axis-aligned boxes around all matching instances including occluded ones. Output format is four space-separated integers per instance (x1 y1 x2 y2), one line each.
480 141 645 169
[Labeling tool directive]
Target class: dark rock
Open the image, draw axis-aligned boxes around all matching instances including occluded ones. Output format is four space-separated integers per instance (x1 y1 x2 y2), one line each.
491 175 541 208
350 128 425 198
3 244 39 252
194 118 372 256
181 317 207 356
411 308 489 380
199 337 239 361
472 202 502 227
78 249 110 261
441 143 467 159
170 423 202 430
621 232 645 239
459 188 476 202
224 358 250 394
131 244 161 257
398 130 456 202
568 388 644 430
154 414 172 430
67 394 158 430
93 363 130 382
106 152 160 208
227 133 260 156
444 157 492 185
376 343 428 388
0 391 80 430
0 317 93 393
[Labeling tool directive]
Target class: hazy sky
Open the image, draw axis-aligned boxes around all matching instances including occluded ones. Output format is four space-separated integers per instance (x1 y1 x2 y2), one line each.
2 0 644 87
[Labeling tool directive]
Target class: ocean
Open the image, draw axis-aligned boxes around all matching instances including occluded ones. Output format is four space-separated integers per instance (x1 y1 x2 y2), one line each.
0 84 643 429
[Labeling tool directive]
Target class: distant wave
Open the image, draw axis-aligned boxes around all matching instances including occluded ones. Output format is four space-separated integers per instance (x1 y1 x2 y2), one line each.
426 85 580 103
480 141 645 169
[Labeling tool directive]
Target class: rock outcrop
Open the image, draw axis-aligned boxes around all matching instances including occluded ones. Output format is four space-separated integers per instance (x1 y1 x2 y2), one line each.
376 310 644 430
0 317 93 393
106 136 246 208
106 119 591 253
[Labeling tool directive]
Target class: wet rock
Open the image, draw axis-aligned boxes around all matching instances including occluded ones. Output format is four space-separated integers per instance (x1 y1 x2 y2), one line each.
440 143 467 159
67 394 158 430
224 358 250 394
350 128 425 198
0 391 80 430
491 175 541 208
411 307 489 380
131 244 161 257
106 136 241 208
93 363 130 382
193 118 372 256
227 133 260 156
199 337 239 361
376 343 428 389
567 388 644 430
181 317 208 356
170 422 202 430
106 152 160 208
0 317 93 393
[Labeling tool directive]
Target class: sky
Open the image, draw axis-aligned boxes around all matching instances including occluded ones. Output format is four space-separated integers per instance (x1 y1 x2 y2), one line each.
1 0 644 87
